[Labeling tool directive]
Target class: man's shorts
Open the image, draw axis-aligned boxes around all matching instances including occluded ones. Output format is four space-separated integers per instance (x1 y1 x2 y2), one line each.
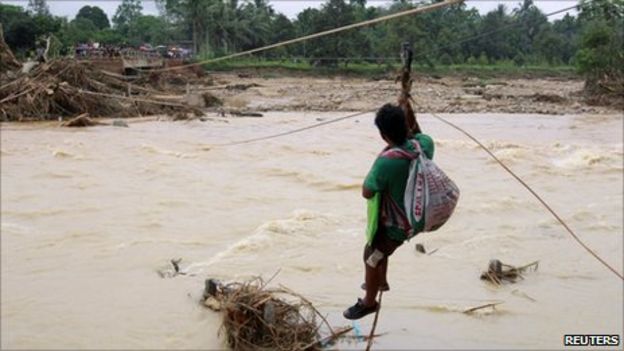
363 227 403 268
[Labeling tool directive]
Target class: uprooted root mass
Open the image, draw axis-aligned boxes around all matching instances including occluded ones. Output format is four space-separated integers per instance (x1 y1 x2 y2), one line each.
480 259 539 285
203 278 348 351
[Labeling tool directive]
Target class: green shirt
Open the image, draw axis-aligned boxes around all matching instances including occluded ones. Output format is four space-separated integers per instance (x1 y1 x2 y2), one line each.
364 133 435 241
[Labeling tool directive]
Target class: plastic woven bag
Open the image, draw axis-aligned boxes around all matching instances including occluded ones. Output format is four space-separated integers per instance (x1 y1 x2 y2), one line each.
404 142 460 236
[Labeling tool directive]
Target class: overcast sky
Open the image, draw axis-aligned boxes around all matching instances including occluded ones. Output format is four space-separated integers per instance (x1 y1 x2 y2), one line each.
1 0 578 21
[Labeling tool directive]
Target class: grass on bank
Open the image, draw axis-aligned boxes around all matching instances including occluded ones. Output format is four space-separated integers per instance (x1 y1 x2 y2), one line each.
202 58 578 79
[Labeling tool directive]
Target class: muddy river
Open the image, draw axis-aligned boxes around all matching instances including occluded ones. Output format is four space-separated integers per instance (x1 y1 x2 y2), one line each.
1 112 622 349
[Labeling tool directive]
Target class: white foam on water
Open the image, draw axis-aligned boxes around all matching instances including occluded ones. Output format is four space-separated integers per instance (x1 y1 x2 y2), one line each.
1 113 621 349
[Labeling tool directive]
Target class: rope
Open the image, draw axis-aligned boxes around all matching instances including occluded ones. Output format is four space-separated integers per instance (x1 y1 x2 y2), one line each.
418 106 624 280
213 109 375 146
192 4 577 66
412 4 578 61
365 291 383 351
151 0 463 73
212 105 623 280
66 3 577 111
50 0 619 280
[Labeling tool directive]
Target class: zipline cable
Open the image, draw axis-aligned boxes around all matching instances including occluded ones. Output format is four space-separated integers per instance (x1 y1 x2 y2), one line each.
149 2 578 73
70 4 579 112
413 3 578 61
218 103 624 280
150 0 464 72
213 109 376 146
205 0 622 278
198 3 578 65
419 106 624 281
209 3 582 147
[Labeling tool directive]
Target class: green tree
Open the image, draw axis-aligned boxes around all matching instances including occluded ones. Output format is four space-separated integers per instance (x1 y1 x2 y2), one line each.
27 0 49 16
76 6 110 30
1 4 31 52
576 0 624 95
1 3 64 55
130 15 172 46
113 0 143 31
476 5 515 61
551 13 580 64
300 0 358 66
512 0 549 60
157 0 218 55
94 29 125 45
59 17 98 44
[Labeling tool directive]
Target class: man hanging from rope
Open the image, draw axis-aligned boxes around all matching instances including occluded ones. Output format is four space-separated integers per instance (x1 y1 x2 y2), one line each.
344 43 435 319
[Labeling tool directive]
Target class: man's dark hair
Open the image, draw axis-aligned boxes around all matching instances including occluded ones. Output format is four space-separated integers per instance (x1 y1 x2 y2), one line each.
375 104 408 145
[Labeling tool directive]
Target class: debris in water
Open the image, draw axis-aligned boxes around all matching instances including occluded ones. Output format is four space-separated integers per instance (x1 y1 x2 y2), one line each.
480 259 539 285
156 258 187 278
112 119 129 128
463 301 504 314
415 243 426 254
202 92 223 107
202 277 352 351
61 113 104 127
225 83 261 90
229 110 263 117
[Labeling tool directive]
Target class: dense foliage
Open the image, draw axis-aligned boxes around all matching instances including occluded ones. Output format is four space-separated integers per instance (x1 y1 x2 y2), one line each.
0 0 622 81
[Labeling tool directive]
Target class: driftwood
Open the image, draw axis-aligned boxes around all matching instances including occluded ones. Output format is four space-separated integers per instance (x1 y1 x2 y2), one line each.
229 110 263 117
463 301 504 314
203 277 350 351
61 113 105 127
480 259 539 285
0 58 204 121
225 83 261 90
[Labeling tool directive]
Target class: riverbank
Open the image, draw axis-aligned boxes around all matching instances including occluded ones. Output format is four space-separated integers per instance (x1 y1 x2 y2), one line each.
205 70 620 115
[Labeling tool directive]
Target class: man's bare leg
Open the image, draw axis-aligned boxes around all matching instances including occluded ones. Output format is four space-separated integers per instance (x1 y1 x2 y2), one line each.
380 258 389 288
363 257 387 306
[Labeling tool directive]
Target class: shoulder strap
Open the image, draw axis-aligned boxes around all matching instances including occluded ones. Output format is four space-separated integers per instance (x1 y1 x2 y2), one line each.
380 141 420 160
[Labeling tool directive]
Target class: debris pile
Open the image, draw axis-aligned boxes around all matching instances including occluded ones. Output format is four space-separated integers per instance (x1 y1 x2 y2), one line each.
584 73 624 110
203 278 349 351
480 259 539 285
137 69 214 93
0 59 206 121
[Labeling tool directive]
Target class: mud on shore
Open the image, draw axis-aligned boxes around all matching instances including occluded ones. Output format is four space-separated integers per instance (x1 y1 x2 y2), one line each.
208 72 622 115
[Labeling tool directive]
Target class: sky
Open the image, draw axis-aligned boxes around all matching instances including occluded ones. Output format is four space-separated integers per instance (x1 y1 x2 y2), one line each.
1 0 578 21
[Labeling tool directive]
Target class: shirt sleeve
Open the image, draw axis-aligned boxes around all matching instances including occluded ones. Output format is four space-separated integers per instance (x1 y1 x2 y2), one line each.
363 157 388 193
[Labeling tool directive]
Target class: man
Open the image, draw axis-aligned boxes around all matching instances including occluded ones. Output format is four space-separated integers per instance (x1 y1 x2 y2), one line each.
343 103 434 320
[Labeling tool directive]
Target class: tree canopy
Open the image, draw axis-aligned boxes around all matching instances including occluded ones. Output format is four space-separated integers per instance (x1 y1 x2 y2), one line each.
76 5 110 30
1 0 622 78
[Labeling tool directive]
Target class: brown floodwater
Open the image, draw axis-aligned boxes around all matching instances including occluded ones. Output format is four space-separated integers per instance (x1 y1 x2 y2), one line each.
1 112 622 349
